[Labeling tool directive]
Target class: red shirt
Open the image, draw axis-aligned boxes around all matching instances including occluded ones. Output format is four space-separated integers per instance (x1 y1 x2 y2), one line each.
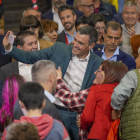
81 83 118 140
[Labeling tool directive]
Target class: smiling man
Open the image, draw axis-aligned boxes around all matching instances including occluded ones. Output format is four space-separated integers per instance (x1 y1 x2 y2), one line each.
120 1 140 56
0 31 38 82
57 5 76 44
2 26 103 140
95 21 136 71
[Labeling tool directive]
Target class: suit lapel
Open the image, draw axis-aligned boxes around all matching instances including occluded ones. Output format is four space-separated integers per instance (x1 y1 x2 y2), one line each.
62 46 73 78
81 52 96 90
12 61 19 74
117 49 124 62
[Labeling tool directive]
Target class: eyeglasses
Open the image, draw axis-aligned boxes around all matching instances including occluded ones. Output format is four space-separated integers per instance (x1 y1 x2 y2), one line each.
80 4 94 10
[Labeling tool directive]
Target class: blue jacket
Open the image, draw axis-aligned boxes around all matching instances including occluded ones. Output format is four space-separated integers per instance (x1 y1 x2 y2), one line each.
98 0 117 22
3 42 103 90
41 9 84 20
92 43 104 52
112 13 124 25
95 49 136 71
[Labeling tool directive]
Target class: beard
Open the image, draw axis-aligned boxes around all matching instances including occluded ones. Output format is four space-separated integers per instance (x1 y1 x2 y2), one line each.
64 22 75 31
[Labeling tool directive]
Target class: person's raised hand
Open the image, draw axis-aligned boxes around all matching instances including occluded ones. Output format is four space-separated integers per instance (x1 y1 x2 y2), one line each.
57 66 62 79
2 31 13 50
127 26 136 38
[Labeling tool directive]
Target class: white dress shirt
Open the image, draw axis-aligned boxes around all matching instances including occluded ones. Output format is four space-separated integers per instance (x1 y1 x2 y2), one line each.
63 52 90 93
44 90 65 107
52 6 64 34
18 62 33 81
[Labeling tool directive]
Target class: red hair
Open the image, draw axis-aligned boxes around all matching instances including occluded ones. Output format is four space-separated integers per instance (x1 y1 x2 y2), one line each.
101 60 129 84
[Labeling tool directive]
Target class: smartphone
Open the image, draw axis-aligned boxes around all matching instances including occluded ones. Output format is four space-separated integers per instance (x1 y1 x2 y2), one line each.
8 32 14 45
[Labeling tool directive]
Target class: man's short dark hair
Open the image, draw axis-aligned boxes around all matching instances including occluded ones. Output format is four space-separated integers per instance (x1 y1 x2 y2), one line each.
20 15 44 39
77 26 98 45
14 31 35 46
75 15 94 29
58 4 75 15
104 21 122 35
18 82 44 110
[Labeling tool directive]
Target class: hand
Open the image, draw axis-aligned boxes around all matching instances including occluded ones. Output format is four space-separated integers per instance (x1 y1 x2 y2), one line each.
3 31 13 50
57 66 62 79
127 26 136 38
76 116 81 128
111 110 121 121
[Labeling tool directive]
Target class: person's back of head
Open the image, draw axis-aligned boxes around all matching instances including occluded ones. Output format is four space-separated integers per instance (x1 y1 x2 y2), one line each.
6 122 40 140
18 82 45 112
0 74 25 132
31 60 57 94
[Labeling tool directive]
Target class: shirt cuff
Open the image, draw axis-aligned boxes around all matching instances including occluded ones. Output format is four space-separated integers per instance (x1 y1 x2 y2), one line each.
5 45 13 54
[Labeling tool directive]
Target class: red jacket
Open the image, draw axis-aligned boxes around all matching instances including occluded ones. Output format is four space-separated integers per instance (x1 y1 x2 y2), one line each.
80 83 118 140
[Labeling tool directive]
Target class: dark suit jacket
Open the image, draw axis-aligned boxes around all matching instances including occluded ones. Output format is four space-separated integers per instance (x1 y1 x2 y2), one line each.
41 9 84 20
3 42 104 90
0 61 19 82
13 96 62 122
57 30 66 44
0 35 12 67
92 44 104 52
112 13 124 25
98 0 117 22
95 49 136 71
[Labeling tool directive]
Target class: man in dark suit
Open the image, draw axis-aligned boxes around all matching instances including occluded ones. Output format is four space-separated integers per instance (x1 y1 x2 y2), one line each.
0 31 38 82
3 26 103 139
13 60 62 122
94 21 136 71
0 35 12 67
57 5 76 44
41 0 84 34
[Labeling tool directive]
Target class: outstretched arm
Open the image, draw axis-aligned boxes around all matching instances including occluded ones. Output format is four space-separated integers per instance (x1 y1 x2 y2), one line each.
2 31 56 64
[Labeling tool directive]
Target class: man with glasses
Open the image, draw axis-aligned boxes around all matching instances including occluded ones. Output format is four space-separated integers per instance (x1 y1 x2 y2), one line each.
41 0 84 34
77 0 117 21
95 21 136 71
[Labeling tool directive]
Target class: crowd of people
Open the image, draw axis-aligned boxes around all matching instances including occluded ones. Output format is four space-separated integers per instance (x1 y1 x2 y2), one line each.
0 0 140 140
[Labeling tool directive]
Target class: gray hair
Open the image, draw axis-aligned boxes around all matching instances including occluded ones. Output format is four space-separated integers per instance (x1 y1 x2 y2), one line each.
22 7 40 18
77 26 98 45
123 1 139 13
31 60 56 83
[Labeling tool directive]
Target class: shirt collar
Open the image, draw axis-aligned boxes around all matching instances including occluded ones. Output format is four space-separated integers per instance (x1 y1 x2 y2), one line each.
64 30 77 37
44 90 55 103
72 51 90 62
52 6 57 14
102 46 119 56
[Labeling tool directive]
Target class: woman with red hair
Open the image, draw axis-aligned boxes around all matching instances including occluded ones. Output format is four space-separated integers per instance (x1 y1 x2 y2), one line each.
55 60 128 140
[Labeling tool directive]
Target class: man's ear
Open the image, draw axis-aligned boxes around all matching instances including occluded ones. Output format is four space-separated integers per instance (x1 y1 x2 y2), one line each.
42 100 46 108
17 45 23 50
89 43 95 50
74 14 77 21
19 100 25 109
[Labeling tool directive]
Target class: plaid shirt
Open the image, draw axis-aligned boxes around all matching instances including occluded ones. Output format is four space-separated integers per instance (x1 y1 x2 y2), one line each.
54 79 91 140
